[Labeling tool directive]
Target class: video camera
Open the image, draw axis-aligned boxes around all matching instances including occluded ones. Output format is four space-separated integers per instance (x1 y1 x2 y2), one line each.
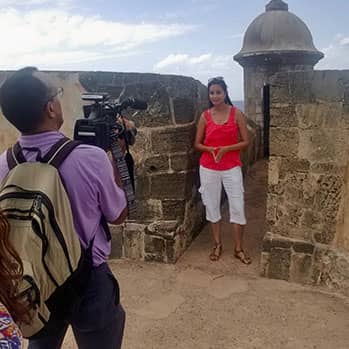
73 93 148 217
74 93 147 151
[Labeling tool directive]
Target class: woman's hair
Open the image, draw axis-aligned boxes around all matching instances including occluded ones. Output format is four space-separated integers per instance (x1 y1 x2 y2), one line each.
207 77 233 108
0 211 31 323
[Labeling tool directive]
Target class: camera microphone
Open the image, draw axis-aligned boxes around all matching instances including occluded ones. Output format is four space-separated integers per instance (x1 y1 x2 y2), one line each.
122 98 148 110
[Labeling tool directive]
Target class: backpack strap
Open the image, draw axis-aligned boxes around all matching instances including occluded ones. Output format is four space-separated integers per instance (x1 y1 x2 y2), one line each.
6 142 27 170
41 137 81 169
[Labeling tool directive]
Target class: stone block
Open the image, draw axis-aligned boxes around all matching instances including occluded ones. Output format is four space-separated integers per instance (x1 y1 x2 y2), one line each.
144 234 165 254
314 175 343 232
260 252 270 277
146 220 178 239
170 152 199 172
270 104 297 127
268 248 291 281
268 157 280 185
313 246 349 294
123 223 146 260
283 173 315 207
143 155 169 174
151 125 195 154
162 199 186 220
310 162 346 175
135 199 163 221
165 236 182 263
172 97 195 124
279 157 310 179
109 225 124 259
313 228 336 245
269 127 299 157
298 129 348 164
296 103 345 130
135 175 151 200
150 172 190 200
289 253 313 284
293 241 314 254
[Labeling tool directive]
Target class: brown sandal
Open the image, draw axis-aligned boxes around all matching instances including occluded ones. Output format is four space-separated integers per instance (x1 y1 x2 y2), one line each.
234 249 251 265
209 243 222 261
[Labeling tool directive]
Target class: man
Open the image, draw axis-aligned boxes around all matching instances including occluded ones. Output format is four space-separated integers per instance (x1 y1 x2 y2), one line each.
0 67 128 349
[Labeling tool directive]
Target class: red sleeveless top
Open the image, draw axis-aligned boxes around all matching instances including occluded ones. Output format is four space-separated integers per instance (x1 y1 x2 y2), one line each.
200 106 241 171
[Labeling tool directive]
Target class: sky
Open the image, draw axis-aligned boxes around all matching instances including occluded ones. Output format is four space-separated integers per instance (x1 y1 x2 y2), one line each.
0 0 348 100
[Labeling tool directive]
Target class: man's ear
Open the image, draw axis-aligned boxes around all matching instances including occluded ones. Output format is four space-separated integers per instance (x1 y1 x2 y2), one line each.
45 101 55 119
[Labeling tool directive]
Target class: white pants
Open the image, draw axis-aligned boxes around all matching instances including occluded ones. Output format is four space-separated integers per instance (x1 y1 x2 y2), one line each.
199 165 246 225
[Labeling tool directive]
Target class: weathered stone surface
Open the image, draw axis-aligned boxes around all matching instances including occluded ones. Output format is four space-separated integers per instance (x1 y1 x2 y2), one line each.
260 252 270 277
269 127 299 157
170 152 199 172
150 172 189 200
290 253 313 284
109 225 124 259
172 97 196 124
270 104 297 127
143 155 169 174
150 125 195 154
296 103 346 130
268 248 291 280
144 234 165 255
279 157 310 179
268 157 280 185
135 199 163 222
162 200 186 220
146 220 178 239
165 236 181 263
298 129 348 164
310 162 346 175
135 175 151 200
313 246 349 293
123 223 146 260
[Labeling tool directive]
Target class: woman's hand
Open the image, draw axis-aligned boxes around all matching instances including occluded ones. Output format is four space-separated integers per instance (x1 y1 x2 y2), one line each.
207 146 218 159
214 146 228 162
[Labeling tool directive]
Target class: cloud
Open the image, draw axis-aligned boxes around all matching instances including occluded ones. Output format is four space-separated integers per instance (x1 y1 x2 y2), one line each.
154 54 212 69
153 53 244 100
317 34 349 70
0 8 194 69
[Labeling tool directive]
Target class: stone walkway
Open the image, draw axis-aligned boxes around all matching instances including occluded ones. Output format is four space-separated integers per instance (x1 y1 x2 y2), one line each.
26 160 349 348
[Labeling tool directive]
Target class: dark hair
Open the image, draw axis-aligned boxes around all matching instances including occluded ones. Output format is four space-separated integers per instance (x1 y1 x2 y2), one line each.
0 211 31 324
207 77 233 108
0 67 51 134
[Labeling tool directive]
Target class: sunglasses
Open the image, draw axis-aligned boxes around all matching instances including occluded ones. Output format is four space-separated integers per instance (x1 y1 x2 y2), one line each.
208 76 224 83
46 87 64 104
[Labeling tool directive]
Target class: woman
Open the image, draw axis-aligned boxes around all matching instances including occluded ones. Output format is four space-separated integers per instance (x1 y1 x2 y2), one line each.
0 211 30 348
194 76 251 264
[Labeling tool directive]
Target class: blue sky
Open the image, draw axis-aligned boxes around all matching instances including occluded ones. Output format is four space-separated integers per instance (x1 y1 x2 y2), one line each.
0 0 348 99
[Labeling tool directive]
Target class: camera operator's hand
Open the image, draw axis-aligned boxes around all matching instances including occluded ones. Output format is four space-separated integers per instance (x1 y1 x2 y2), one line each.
116 117 136 154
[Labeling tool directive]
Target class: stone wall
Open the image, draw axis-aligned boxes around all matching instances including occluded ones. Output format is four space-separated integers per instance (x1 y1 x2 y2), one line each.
241 58 316 159
262 69 349 295
0 71 208 263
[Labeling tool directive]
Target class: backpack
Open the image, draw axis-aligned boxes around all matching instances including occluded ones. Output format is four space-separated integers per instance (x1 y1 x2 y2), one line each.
0 137 92 339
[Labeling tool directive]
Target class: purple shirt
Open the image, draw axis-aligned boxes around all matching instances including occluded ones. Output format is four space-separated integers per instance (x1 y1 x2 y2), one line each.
0 131 126 266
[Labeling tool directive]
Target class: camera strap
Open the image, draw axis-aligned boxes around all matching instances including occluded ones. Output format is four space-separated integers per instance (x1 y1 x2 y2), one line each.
110 140 136 218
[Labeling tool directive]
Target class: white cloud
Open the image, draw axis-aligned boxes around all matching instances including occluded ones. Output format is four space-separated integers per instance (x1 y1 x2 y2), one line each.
153 53 244 100
0 8 194 69
317 34 349 70
154 53 212 69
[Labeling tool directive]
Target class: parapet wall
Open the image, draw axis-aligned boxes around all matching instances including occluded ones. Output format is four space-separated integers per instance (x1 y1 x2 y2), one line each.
0 71 208 263
262 69 349 295
0 70 260 263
